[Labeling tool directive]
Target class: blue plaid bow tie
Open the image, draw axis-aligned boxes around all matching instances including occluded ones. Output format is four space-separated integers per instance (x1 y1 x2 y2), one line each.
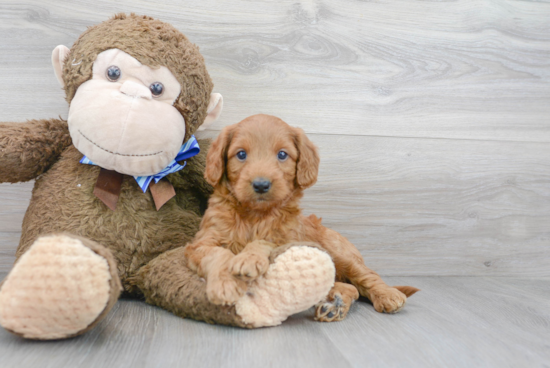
80 135 200 192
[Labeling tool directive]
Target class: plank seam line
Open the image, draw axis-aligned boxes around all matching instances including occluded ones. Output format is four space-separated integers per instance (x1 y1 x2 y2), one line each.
204 129 550 144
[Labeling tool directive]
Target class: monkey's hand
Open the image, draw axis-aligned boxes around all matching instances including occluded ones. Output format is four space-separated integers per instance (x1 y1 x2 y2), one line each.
0 118 71 183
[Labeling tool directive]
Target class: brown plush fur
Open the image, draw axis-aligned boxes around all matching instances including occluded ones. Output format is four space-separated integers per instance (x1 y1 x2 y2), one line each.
63 13 213 141
134 246 249 327
16 140 206 294
184 114 419 317
0 15 250 336
0 119 71 183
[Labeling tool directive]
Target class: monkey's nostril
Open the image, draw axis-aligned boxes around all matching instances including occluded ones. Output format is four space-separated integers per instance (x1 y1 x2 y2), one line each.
252 178 271 194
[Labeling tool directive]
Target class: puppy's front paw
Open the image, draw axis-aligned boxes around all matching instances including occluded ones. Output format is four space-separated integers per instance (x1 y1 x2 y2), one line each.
229 252 269 281
207 272 247 305
371 287 407 313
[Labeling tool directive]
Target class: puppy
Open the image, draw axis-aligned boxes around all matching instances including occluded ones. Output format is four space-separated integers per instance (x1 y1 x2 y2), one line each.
184 114 419 321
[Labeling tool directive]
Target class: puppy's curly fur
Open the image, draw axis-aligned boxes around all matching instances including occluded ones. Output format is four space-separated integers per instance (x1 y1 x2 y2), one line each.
184 114 419 321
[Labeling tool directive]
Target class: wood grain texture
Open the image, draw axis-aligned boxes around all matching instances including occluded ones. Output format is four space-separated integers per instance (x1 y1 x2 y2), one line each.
0 182 33 272
0 276 547 368
1 1 549 367
0 0 549 277
0 0 548 141
195 130 550 277
308 134 550 277
2 131 549 276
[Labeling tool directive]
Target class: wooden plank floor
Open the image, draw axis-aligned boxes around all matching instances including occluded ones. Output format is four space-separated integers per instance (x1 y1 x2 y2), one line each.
0 276 548 368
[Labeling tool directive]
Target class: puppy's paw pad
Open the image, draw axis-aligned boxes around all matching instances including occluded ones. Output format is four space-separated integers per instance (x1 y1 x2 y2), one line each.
314 294 351 322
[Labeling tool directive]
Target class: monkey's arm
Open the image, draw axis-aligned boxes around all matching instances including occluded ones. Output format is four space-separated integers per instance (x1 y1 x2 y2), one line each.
0 118 71 183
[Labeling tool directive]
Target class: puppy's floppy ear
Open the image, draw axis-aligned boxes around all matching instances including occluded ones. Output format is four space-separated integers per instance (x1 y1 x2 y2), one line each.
294 127 320 189
205 125 234 186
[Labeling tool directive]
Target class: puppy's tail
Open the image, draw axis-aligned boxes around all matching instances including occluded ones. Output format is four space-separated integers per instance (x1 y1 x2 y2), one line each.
393 285 420 297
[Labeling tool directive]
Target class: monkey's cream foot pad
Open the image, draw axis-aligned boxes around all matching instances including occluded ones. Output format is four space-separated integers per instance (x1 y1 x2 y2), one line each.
0 235 112 339
235 245 335 327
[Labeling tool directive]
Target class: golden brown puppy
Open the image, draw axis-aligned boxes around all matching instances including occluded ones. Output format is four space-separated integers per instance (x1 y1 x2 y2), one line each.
184 114 419 322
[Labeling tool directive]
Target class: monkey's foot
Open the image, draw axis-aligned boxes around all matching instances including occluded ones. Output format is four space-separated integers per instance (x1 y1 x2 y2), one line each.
235 243 335 327
314 282 359 322
0 234 121 339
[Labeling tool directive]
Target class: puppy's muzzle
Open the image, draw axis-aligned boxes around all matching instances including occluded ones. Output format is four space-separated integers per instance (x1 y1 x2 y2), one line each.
252 178 271 194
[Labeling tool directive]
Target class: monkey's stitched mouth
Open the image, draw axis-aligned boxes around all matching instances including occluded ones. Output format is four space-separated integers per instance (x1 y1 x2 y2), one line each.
78 130 163 157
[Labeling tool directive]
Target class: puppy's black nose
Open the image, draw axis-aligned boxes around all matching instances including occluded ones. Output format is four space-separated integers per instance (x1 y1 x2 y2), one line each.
252 178 271 194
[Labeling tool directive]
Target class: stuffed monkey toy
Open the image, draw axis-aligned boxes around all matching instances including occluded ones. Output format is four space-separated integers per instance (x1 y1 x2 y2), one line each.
0 14 335 340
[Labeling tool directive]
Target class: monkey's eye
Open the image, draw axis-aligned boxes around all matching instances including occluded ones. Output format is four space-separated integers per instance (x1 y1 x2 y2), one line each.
236 150 247 161
106 66 121 82
277 150 288 161
149 82 164 97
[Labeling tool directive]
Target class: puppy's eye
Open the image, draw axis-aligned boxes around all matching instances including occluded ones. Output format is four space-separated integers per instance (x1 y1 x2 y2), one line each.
236 150 247 161
106 66 121 82
149 82 164 97
277 150 288 161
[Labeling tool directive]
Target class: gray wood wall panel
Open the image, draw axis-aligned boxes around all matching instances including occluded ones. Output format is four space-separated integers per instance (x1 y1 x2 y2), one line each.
2 131 549 276
303 134 550 277
1 0 549 277
0 0 549 141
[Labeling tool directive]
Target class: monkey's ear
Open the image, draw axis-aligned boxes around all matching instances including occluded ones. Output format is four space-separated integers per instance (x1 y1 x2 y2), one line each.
205 124 234 186
52 45 70 88
198 93 223 131
294 127 320 189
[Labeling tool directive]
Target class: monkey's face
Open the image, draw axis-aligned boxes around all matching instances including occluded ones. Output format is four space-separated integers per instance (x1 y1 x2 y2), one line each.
68 49 186 176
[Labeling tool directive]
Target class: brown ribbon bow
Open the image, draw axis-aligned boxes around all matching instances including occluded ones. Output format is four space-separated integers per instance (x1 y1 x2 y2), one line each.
93 168 175 211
